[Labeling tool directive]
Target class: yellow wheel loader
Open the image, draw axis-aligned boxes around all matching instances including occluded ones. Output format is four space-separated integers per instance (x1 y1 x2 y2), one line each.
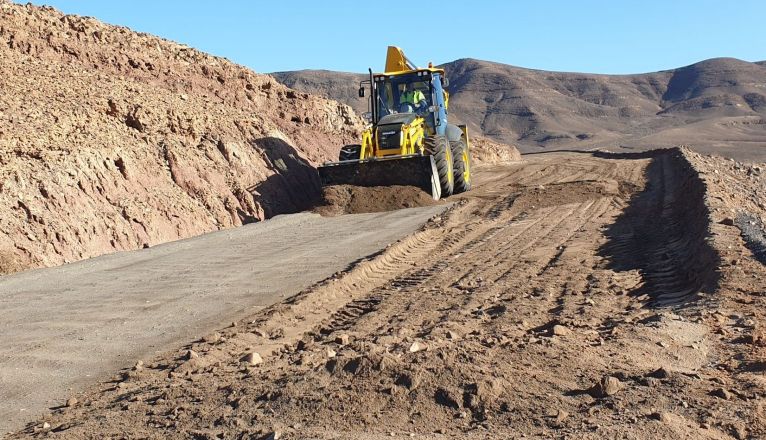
318 46 472 200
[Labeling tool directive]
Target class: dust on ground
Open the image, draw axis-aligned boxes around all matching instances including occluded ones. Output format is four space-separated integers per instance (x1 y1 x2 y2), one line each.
314 185 439 216
10 148 765 439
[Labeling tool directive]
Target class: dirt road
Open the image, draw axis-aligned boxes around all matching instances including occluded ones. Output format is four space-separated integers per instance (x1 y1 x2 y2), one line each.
0 206 447 434
7 149 766 439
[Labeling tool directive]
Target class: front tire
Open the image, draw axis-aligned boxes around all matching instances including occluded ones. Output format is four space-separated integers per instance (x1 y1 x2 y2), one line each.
451 139 472 193
426 135 454 196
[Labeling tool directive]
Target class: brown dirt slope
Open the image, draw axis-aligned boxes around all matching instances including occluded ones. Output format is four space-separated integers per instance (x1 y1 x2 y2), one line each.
10 149 765 439
0 2 363 273
272 58 766 160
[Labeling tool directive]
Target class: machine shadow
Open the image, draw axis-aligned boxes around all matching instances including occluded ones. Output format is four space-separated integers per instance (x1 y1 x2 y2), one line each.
247 137 322 219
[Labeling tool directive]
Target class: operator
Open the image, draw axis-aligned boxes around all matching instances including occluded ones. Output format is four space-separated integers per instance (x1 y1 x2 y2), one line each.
399 83 427 113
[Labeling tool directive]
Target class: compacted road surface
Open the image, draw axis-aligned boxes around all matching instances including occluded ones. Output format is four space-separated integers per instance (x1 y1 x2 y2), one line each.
0 206 446 433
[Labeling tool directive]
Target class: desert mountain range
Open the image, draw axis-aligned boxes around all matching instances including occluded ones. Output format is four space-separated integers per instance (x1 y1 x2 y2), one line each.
274 57 766 160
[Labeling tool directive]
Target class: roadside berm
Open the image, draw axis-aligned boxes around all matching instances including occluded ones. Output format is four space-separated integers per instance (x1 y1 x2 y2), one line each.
9 147 765 439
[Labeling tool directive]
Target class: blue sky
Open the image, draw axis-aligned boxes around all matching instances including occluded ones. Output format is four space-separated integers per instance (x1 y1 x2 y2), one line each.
24 1 766 74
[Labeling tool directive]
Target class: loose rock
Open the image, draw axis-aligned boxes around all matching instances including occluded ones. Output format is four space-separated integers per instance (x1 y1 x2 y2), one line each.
649 366 672 379
203 333 221 344
711 387 732 400
590 376 623 398
552 325 571 336
241 352 263 365
650 412 673 423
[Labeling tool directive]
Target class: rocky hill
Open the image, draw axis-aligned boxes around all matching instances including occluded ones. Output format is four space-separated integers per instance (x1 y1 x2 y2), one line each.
273 58 766 160
0 1 362 274
274 70 369 115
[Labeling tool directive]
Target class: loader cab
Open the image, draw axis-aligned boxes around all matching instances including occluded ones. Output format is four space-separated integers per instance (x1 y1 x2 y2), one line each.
370 70 449 136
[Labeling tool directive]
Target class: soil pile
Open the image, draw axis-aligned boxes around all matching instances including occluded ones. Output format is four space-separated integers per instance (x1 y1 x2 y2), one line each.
0 2 363 274
315 184 438 216
311 134 517 217
470 135 522 164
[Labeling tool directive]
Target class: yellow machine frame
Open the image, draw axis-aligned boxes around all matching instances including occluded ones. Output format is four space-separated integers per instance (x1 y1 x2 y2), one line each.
360 121 427 159
360 47 453 160
317 46 471 201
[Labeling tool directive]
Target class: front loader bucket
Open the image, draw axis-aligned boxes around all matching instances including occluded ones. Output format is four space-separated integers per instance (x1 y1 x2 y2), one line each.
318 155 442 200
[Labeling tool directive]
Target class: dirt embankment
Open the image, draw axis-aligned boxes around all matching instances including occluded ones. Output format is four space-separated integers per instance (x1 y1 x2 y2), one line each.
599 148 720 307
0 2 363 274
11 148 764 439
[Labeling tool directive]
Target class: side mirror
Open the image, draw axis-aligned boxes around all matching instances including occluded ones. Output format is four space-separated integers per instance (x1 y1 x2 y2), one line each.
442 77 449 88
361 112 372 123
358 87 365 98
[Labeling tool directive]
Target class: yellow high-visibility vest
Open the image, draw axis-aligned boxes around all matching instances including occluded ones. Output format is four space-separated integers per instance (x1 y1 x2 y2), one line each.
400 90 425 105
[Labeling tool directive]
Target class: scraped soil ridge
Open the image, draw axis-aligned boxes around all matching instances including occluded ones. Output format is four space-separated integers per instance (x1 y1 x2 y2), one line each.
599 149 720 306
11 148 765 439
470 135 523 165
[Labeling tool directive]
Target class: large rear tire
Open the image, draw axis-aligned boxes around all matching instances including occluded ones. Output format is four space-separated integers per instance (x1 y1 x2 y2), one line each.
451 139 472 193
339 144 361 161
426 135 454 196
